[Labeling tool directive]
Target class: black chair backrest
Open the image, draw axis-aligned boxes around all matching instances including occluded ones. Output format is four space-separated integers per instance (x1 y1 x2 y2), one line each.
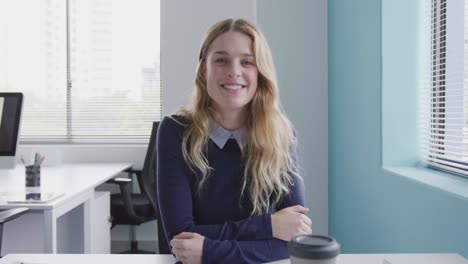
135 121 170 254
137 121 160 215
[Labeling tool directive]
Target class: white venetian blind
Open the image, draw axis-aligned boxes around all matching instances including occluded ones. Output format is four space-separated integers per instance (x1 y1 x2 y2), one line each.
422 0 468 176
0 0 161 144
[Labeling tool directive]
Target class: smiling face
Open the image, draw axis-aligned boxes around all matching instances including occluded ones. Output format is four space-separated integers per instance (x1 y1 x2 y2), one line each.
203 31 258 115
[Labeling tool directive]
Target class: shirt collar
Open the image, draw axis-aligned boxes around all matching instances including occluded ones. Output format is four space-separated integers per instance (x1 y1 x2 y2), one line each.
209 121 247 150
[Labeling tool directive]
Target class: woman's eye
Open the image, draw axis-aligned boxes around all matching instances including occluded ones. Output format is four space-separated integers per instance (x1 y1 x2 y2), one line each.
215 58 226 63
242 60 254 66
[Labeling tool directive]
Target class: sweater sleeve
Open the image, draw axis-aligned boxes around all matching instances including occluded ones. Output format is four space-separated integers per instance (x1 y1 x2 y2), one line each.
276 133 306 211
202 238 289 264
201 171 305 264
275 174 305 210
156 116 273 246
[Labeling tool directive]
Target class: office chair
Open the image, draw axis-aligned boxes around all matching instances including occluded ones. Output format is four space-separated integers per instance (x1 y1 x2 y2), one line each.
0 207 29 257
109 121 170 254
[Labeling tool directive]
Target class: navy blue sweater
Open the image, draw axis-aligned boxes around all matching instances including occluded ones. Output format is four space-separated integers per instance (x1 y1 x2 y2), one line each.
156 116 305 264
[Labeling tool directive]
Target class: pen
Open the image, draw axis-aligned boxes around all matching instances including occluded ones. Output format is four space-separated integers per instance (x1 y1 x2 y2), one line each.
34 153 39 167
34 153 42 167
20 155 26 166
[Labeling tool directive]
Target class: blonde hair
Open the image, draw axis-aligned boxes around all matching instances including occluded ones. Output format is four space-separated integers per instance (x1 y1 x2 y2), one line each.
177 18 300 216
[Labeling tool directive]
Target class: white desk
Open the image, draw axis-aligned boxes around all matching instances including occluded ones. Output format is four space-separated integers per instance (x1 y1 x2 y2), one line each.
268 253 468 264
0 163 132 254
0 254 176 264
0 253 466 264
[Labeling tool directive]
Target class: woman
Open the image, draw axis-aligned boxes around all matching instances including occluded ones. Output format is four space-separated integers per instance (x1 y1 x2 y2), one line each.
157 18 312 264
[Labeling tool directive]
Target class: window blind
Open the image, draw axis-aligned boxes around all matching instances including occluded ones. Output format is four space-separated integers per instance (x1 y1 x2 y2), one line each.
0 0 161 144
422 0 468 176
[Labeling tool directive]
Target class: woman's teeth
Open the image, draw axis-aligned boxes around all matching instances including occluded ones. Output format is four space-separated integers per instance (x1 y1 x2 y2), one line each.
222 85 243 90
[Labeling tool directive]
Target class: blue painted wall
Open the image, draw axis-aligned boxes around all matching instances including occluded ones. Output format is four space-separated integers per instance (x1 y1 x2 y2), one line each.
329 0 468 257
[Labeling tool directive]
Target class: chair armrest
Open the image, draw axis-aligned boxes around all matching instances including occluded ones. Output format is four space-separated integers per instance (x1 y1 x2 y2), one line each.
107 177 132 184
109 177 142 221
0 208 29 224
107 167 146 221
124 168 142 176
105 167 141 184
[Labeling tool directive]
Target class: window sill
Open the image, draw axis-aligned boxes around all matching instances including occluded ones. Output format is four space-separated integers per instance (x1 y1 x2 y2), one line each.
19 143 147 147
17 144 147 167
383 165 468 200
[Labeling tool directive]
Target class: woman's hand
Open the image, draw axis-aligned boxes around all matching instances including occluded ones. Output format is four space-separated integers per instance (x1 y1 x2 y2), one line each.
271 205 312 241
170 232 205 264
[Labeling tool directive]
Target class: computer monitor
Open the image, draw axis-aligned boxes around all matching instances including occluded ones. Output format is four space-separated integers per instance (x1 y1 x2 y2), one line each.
0 93 23 169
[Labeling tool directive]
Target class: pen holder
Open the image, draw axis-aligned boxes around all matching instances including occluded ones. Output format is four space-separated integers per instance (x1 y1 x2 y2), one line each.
25 165 41 188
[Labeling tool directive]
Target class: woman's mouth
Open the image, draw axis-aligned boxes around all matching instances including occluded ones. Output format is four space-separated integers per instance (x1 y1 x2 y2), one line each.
221 84 246 91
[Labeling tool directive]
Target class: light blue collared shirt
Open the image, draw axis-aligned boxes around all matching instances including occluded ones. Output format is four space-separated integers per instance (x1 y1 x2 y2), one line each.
209 121 247 150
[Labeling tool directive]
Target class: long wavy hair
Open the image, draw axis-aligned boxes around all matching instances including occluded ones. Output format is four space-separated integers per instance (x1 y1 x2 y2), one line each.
176 18 300 216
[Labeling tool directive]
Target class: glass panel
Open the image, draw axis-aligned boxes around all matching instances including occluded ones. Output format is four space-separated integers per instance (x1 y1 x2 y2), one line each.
70 0 161 142
0 0 68 140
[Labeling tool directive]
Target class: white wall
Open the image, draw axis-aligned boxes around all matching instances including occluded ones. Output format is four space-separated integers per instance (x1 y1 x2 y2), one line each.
161 0 256 116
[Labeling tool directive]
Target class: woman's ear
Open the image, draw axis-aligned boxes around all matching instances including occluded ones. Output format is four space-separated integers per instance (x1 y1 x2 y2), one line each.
200 61 207 81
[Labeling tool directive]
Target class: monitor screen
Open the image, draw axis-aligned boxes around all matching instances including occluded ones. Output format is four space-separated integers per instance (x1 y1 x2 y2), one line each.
0 93 23 169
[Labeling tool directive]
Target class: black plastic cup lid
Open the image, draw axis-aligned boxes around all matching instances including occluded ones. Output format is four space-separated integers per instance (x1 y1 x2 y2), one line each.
288 234 340 260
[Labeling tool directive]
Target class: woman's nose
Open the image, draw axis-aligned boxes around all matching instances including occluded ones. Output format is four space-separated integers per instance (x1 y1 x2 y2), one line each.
227 62 241 78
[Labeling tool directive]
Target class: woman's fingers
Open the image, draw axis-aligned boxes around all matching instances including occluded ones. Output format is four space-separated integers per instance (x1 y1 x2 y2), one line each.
170 233 204 264
172 245 188 263
170 238 186 249
272 205 314 241
169 238 181 249
301 214 312 227
292 205 309 214
174 232 195 239
301 222 312 234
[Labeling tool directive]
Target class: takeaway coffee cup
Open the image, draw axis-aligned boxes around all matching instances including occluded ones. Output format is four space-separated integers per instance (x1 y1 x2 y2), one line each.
288 235 340 264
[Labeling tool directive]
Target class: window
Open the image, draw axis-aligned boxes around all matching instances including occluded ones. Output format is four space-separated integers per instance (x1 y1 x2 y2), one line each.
423 0 468 175
0 0 161 144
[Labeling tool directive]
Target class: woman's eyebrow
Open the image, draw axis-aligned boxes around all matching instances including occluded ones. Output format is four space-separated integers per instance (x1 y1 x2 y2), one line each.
212 51 254 57
213 51 229 55
242 54 254 57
